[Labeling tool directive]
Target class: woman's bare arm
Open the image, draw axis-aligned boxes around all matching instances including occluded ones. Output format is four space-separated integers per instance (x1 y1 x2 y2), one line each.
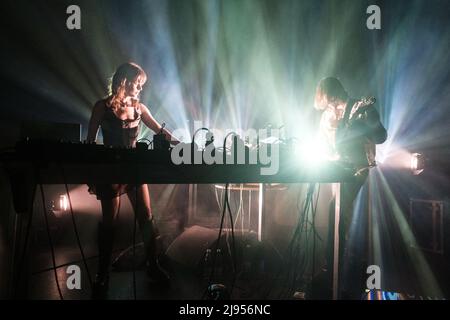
86 100 106 143
140 104 180 145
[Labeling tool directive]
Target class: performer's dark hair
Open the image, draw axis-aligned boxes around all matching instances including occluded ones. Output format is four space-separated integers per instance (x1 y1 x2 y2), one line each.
314 77 348 110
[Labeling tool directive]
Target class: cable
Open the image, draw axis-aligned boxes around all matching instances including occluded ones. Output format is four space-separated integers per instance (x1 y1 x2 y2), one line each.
292 184 316 293
192 127 210 147
225 189 237 297
202 182 229 299
64 182 93 287
311 184 321 280
260 183 323 300
298 185 317 287
231 184 244 234
222 132 238 164
285 194 309 297
137 138 153 149
275 183 316 299
285 186 312 297
31 245 128 275
208 183 238 299
158 122 166 134
13 194 34 298
137 138 152 145
60 164 93 290
38 183 64 300
291 183 323 297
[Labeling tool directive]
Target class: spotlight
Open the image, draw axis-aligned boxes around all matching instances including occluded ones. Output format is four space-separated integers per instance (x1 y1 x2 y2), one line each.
294 137 330 168
51 194 69 217
410 153 425 175
59 194 69 211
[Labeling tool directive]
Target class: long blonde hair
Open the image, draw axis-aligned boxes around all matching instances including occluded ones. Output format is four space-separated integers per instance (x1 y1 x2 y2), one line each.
107 62 147 111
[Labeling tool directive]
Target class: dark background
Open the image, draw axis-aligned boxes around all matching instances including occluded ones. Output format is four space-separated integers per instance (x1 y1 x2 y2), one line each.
0 0 449 299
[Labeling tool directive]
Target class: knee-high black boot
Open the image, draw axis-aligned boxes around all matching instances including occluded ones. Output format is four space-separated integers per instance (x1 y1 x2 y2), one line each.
92 222 114 299
141 218 170 283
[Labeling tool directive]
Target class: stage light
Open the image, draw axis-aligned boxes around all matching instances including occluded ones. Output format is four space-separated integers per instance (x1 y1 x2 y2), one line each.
410 153 425 175
294 138 330 168
59 194 69 211
50 194 69 217
375 145 413 169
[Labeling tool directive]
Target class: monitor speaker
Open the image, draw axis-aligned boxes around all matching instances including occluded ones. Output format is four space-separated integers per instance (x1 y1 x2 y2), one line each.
409 199 444 254
165 225 219 269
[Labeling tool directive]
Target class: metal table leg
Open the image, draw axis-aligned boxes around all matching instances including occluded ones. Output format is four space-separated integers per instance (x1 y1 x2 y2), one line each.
332 182 341 300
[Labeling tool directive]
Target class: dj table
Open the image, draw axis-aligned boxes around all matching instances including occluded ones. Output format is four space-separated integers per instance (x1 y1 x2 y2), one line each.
2 140 356 299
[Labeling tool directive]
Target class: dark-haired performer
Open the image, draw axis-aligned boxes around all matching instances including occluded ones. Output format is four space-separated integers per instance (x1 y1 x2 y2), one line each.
314 77 387 299
87 62 179 299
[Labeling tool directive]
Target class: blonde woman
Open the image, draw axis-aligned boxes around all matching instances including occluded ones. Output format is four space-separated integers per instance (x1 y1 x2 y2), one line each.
87 62 178 299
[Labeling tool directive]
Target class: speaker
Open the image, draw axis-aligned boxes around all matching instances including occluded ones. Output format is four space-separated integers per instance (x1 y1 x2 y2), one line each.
165 225 281 276
409 199 444 254
165 225 219 269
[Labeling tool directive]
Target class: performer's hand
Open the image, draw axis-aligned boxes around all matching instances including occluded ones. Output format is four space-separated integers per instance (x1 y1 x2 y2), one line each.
350 103 370 120
365 108 381 127
349 97 376 120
